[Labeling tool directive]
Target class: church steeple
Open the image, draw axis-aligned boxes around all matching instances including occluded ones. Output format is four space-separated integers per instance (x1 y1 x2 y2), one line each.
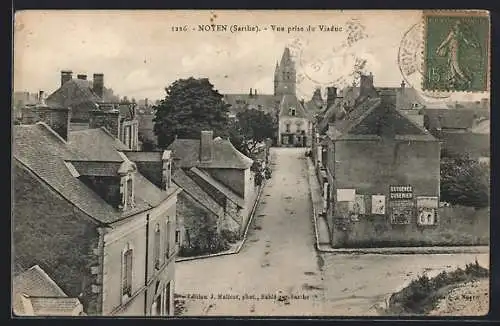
274 47 296 96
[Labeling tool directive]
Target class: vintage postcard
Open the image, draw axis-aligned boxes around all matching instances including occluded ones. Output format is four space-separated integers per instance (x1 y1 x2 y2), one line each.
12 10 490 317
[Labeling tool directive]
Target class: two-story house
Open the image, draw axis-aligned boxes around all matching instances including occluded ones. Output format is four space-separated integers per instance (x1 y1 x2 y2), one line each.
13 103 181 316
321 74 445 248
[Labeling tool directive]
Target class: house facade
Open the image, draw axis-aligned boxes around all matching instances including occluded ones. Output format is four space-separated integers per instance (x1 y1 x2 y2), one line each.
319 74 446 248
13 104 181 316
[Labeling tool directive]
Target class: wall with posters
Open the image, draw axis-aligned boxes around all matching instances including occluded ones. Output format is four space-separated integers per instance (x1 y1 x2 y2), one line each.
328 140 487 248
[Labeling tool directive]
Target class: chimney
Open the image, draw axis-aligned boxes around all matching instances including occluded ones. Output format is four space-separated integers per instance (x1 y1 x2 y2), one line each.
200 130 214 163
93 73 104 99
359 73 376 98
145 98 149 107
21 105 71 141
38 90 45 105
162 150 172 190
77 74 87 80
249 88 253 97
61 70 73 87
88 108 121 139
400 80 406 91
254 89 258 97
326 87 337 107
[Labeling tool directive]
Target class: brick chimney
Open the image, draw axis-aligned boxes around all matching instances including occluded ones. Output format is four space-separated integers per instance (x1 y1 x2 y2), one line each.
77 74 87 80
61 70 73 87
359 73 376 98
326 87 337 108
93 73 104 99
89 109 121 139
38 90 45 105
21 105 71 141
200 130 214 163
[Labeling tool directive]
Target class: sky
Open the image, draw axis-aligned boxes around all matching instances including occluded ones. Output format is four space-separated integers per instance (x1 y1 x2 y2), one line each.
13 10 489 103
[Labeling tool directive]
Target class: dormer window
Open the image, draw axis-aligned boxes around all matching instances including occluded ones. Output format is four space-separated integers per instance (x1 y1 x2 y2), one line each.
289 107 296 116
118 160 137 210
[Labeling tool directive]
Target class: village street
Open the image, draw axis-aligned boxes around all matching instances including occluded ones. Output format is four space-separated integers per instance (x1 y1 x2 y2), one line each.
175 148 489 316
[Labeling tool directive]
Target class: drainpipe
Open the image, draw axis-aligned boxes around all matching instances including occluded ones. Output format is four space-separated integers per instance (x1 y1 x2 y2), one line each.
144 213 150 314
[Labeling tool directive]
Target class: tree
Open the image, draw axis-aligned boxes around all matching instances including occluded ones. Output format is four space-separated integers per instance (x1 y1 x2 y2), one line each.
153 77 230 148
440 152 489 209
229 108 275 157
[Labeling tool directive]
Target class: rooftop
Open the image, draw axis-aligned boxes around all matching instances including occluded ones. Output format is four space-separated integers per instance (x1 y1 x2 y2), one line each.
13 123 178 224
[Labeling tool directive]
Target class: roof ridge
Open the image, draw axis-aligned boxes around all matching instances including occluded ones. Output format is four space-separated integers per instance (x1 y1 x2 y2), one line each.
14 158 104 226
35 123 67 144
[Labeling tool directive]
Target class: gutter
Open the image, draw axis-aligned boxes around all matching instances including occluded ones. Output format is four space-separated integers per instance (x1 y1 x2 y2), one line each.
143 213 150 314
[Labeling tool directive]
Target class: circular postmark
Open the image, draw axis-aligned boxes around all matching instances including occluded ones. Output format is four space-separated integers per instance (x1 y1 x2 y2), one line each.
287 19 370 100
398 22 451 100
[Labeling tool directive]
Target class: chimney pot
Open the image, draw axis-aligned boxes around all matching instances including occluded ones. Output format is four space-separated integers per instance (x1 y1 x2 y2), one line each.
93 73 104 99
77 74 87 80
60 70 73 87
200 130 214 163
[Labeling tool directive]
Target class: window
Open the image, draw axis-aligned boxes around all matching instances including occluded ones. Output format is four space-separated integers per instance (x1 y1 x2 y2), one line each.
126 178 133 207
165 219 171 258
122 245 133 298
289 107 296 116
154 223 161 270
285 124 291 133
175 230 181 245
127 125 132 149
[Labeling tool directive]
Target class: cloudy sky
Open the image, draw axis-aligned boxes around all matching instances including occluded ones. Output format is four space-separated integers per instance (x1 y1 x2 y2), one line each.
14 10 488 102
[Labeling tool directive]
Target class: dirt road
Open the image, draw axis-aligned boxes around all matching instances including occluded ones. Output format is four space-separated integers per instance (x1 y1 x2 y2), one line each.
175 148 489 316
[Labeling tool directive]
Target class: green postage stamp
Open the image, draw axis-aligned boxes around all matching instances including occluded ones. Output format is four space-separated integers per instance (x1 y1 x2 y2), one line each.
423 10 490 92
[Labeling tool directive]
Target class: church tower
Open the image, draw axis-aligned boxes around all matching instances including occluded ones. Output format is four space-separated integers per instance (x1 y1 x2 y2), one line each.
274 47 296 96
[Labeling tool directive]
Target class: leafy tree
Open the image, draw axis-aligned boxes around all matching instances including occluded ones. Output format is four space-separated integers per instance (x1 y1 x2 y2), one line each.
440 152 489 209
138 132 156 151
229 108 275 157
153 77 230 148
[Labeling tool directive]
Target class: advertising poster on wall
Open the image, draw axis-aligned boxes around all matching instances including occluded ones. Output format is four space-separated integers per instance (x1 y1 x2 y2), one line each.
389 185 414 224
416 196 438 225
371 195 386 215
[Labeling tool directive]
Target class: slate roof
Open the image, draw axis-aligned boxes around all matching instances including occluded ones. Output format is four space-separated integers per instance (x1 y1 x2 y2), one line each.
13 123 176 224
45 79 119 109
190 167 245 207
279 94 310 119
69 161 122 176
423 109 478 130
28 297 82 316
12 265 79 316
172 168 224 217
326 97 436 142
223 94 280 116
68 128 129 162
167 137 253 169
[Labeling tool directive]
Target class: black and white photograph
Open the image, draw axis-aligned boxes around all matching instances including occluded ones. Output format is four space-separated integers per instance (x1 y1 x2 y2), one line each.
12 10 490 317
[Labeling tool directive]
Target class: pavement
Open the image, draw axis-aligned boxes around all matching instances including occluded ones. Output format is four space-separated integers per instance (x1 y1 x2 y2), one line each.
175 148 490 316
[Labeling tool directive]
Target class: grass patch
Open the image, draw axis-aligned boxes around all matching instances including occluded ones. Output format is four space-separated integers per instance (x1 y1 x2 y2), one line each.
386 259 489 315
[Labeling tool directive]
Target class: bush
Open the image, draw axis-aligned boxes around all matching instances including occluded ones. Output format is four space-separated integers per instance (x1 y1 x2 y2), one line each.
388 260 489 315
179 233 229 257
221 229 240 244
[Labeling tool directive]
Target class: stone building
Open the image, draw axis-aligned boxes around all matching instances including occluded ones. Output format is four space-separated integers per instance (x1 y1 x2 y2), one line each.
320 74 446 248
223 48 312 147
13 104 181 316
167 130 259 248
